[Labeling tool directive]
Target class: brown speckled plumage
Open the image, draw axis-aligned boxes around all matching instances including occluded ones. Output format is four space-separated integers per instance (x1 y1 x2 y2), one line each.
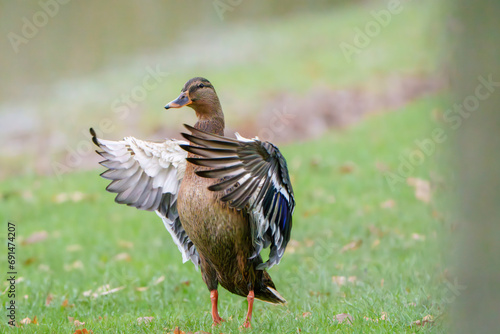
176 79 281 304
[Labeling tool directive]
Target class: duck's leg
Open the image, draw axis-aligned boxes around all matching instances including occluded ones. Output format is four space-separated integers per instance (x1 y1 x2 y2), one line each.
242 290 255 328
210 289 224 325
201 257 224 326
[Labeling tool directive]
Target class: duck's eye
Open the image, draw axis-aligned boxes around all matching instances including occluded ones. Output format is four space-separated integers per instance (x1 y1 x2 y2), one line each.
198 83 205 89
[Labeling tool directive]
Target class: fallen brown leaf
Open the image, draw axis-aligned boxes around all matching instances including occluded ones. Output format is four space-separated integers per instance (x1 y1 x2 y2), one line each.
45 293 53 306
82 285 125 298
74 329 93 334
153 276 165 285
137 316 154 324
340 240 362 253
432 210 443 220
302 208 320 218
286 239 300 254
363 312 387 323
410 314 434 326
432 108 444 122
302 312 312 318
22 231 48 245
113 252 131 262
332 275 358 286
407 177 431 203
118 240 134 249
20 317 31 325
309 290 331 297
70 192 85 202
173 326 185 334
380 199 396 209
332 276 346 286
174 280 191 292
304 239 315 247
66 244 82 252
54 192 87 203
339 162 356 174
441 268 452 281
74 319 85 327
64 260 84 271
62 299 74 308
53 193 68 203
24 257 36 266
22 190 34 201
310 156 322 168
411 233 426 241
375 161 390 172
99 286 125 296
368 225 384 237
333 313 353 324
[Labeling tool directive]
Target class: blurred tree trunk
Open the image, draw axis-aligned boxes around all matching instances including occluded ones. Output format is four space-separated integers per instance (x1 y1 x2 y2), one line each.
450 1 500 333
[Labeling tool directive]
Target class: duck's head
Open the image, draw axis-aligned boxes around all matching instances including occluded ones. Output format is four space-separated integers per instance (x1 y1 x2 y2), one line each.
165 77 222 119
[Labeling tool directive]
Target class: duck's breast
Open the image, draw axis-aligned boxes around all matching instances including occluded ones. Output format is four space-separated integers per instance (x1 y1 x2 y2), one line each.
177 164 252 268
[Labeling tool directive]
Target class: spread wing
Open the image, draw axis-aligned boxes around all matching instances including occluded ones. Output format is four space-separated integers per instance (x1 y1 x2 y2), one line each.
90 128 200 268
179 125 295 269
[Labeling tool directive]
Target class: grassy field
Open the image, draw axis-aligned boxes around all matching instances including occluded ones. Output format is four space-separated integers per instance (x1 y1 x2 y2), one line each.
0 95 453 333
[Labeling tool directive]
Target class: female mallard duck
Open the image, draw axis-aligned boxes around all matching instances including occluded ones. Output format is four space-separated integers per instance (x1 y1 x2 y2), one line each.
90 77 295 328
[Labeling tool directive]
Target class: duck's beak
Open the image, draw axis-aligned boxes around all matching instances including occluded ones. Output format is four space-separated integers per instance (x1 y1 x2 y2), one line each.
165 91 192 109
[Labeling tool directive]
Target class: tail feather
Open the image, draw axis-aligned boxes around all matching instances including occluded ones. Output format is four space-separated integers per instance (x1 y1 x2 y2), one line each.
254 270 287 304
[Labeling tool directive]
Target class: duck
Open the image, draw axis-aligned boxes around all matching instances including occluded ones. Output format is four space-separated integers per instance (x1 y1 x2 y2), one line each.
90 77 295 328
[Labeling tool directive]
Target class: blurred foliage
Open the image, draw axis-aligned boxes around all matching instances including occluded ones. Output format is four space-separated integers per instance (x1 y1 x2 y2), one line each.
0 0 360 99
0 0 444 182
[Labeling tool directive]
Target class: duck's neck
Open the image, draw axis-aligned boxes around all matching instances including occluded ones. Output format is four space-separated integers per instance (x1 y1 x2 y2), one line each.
194 106 225 136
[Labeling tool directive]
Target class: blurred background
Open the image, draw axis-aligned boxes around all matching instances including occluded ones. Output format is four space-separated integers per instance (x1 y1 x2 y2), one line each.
10 0 498 332
0 0 442 179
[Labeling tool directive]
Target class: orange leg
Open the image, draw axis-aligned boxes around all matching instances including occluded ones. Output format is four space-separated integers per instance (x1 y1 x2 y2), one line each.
210 290 224 326
242 290 254 328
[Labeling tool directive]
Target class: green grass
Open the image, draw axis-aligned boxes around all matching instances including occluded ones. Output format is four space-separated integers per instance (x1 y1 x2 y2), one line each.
0 96 452 333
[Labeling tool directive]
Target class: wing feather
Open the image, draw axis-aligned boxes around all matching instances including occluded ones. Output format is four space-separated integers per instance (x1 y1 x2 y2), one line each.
179 124 295 269
90 128 200 268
